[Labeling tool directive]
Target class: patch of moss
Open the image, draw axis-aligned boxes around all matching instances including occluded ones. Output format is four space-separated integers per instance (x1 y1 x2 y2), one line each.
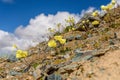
32 62 39 69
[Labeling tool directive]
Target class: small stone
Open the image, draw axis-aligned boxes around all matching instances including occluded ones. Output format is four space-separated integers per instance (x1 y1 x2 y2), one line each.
33 65 43 79
109 39 115 45
88 34 92 38
75 35 82 40
58 63 80 74
7 54 18 62
6 75 14 79
13 67 22 72
74 48 82 54
33 69 42 79
72 50 93 62
23 65 31 72
9 70 21 76
72 52 83 62
64 54 70 59
46 74 62 80
50 50 56 56
66 36 74 42
114 32 117 38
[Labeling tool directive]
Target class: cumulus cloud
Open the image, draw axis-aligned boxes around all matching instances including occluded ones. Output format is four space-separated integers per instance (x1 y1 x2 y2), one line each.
80 7 95 17
116 0 120 6
15 12 80 42
0 30 38 57
0 7 96 57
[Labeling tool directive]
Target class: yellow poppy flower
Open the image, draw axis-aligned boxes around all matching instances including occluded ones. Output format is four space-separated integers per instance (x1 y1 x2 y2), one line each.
92 21 100 25
72 28 75 30
111 0 116 5
50 29 55 33
92 10 98 17
16 50 28 59
86 20 89 22
48 40 57 48
82 25 85 29
82 20 85 24
12 44 17 49
59 39 66 44
54 35 63 41
107 3 114 10
69 29 71 32
101 5 108 10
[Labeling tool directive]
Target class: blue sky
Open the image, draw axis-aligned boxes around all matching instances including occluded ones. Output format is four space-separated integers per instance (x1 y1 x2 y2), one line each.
0 0 110 32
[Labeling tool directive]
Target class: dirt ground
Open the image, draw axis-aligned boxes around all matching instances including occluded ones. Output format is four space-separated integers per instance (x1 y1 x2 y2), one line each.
68 49 120 80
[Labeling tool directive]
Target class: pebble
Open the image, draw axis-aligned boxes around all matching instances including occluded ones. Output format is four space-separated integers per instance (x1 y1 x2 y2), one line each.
46 73 62 80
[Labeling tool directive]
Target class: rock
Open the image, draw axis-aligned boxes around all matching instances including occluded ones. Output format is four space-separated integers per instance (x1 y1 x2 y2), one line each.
66 35 74 42
109 39 115 45
63 54 70 59
45 65 58 75
13 66 22 72
74 48 82 54
7 54 18 62
33 65 44 79
23 65 31 72
58 63 80 74
9 70 21 76
45 74 62 80
87 34 92 38
99 11 107 18
114 32 117 38
56 61 72 68
75 35 82 40
6 75 14 79
71 77 79 80
50 50 56 56
13 64 26 72
33 68 43 79
72 53 83 62
72 50 93 62
88 16 101 21
45 47 51 52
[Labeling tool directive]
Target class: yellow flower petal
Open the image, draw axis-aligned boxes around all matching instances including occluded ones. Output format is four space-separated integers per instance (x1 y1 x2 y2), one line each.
48 40 57 48
86 20 89 22
82 20 85 24
72 28 75 30
54 36 63 41
101 5 108 10
92 10 98 17
92 21 100 25
59 39 66 44
22 51 28 58
107 4 114 10
69 29 71 32
12 44 17 49
16 50 28 58
82 26 85 29
112 0 116 5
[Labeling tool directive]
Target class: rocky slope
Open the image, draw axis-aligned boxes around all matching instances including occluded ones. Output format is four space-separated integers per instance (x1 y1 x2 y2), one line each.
0 6 120 80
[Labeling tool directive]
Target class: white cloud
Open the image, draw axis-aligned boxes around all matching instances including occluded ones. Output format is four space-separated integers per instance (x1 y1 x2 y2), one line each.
15 12 80 42
1 0 14 3
0 30 38 57
80 7 95 18
116 0 120 5
0 7 95 57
